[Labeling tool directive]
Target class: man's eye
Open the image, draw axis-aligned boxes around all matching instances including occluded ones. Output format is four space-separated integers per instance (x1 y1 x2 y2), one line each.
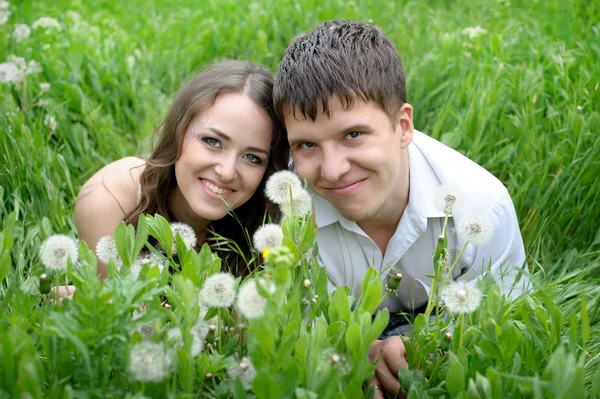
300 142 316 149
201 137 221 147
346 131 361 139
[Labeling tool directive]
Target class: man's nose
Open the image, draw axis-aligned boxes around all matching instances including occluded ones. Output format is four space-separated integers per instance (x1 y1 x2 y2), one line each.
320 146 351 182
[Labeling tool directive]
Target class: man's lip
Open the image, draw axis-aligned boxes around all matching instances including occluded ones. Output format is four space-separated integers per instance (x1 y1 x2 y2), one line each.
199 178 235 191
322 178 367 195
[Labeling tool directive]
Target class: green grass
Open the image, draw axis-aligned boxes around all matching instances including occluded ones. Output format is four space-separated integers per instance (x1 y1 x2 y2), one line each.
1 0 599 394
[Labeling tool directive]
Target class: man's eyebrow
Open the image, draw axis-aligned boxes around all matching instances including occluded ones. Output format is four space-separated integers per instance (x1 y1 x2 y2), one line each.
288 124 372 147
206 127 270 155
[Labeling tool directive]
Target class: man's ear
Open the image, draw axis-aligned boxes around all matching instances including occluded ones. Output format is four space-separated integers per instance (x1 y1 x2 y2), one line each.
397 103 414 149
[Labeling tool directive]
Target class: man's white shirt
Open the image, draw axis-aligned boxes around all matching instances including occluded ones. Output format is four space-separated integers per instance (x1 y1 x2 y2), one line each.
312 130 530 313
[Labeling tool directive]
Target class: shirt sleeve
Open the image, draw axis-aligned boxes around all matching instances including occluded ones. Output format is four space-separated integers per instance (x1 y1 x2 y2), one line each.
457 191 531 298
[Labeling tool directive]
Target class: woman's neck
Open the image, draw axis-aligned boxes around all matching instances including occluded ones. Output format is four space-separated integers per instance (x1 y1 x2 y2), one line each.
167 186 210 246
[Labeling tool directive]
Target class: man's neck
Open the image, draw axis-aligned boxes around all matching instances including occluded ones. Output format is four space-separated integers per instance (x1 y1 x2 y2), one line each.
357 150 410 255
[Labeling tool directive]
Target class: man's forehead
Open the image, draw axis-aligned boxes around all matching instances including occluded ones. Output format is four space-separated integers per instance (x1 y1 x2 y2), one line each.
284 95 373 123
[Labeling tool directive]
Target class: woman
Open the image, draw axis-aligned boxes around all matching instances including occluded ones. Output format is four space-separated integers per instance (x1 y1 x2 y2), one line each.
73 59 289 280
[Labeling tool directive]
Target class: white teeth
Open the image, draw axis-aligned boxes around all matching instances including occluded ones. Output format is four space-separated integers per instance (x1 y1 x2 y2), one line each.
202 180 233 195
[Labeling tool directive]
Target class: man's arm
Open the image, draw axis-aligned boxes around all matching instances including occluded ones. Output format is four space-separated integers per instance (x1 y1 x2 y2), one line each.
458 191 531 297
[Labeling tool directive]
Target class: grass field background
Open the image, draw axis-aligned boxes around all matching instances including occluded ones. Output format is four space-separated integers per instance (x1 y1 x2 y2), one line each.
1 0 599 385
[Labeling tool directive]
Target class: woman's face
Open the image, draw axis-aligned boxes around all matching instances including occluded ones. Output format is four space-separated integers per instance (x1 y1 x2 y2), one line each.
173 92 273 224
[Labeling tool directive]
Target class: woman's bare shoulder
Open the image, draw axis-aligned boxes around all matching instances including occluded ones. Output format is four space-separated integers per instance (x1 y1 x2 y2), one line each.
76 157 147 215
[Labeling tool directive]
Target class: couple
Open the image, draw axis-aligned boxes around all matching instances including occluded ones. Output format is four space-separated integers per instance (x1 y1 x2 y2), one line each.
75 21 529 397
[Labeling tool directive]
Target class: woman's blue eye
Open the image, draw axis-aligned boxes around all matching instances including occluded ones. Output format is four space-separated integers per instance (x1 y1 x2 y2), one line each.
202 137 221 147
346 131 360 139
244 154 264 164
301 142 316 149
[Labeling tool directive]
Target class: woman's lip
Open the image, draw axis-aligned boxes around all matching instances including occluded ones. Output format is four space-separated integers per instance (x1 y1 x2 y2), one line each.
199 179 236 199
200 178 234 190
324 179 367 196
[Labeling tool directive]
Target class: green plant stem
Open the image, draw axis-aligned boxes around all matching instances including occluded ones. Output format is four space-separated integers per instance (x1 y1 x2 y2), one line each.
458 313 466 351
217 308 222 354
439 242 469 294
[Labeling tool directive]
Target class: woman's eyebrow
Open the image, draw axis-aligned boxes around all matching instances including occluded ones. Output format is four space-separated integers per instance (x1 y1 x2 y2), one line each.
206 127 270 156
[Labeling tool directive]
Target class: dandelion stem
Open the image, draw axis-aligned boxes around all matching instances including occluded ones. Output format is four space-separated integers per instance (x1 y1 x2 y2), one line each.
217 308 222 354
439 241 469 294
458 313 466 351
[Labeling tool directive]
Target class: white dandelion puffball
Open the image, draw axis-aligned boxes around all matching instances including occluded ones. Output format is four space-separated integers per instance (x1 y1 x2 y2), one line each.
44 114 56 132
199 272 236 308
279 188 313 218
435 184 465 215
39 82 50 92
456 213 494 245
190 321 207 357
236 279 275 320
0 9 10 26
12 24 31 42
0 62 22 83
128 342 172 382
462 25 488 39
39 234 78 271
32 17 62 32
265 170 303 204
95 235 122 268
130 252 165 279
227 357 257 389
169 222 197 254
26 60 42 75
252 223 283 252
440 282 482 314
167 327 184 348
0 1 10 10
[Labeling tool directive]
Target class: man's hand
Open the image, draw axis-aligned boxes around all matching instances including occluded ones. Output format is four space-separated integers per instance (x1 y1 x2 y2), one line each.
50 285 76 302
367 336 408 399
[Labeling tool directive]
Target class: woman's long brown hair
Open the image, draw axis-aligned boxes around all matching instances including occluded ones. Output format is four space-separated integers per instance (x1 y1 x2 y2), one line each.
123 60 289 276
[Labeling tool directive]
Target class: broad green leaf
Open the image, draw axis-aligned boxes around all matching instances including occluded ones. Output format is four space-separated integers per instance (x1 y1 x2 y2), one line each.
446 360 465 396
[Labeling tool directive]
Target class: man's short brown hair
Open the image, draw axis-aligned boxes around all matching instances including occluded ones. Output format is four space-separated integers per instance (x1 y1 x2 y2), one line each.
274 20 407 123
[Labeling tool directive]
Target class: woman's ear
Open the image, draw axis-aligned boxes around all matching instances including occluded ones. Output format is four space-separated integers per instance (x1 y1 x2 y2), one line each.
397 103 414 149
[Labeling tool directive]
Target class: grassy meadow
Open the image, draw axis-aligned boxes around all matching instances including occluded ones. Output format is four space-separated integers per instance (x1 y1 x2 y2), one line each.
1 0 599 396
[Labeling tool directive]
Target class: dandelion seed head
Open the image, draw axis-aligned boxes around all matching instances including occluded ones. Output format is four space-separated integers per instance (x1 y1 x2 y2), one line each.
227 357 256 389
0 62 22 83
44 114 56 132
128 342 172 382
199 272 236 308
252 223 283 252
0 9 10 25
435 184 465 215
169 222 196 254
12 24 31 42
95 235 122 269
32 17 62 33
265 170 303 204
440 282 481 314
130 252 165 279
0 1 10 10
26 60 42 75
236 278 275 320
462 25 488 39
39 234 78 271
457 213 494 245
280 188 312 218
39 82 50 92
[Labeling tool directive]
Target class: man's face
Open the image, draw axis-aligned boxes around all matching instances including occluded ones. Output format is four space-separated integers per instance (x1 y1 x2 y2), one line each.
285 96 414 223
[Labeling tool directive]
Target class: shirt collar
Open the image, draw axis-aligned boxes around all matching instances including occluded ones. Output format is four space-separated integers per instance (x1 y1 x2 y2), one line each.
311 130 447 228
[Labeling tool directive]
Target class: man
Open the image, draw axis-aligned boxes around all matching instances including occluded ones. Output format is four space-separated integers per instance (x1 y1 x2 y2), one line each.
273 20 529 397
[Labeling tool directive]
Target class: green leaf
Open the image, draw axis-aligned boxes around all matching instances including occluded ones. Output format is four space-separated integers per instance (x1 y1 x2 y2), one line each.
133 214 148 257
295 388 318 399
332 287 351 323
446 360 465 396
253 372 282 399
0 251 10 285
344 324 362 358
359 267 382 314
